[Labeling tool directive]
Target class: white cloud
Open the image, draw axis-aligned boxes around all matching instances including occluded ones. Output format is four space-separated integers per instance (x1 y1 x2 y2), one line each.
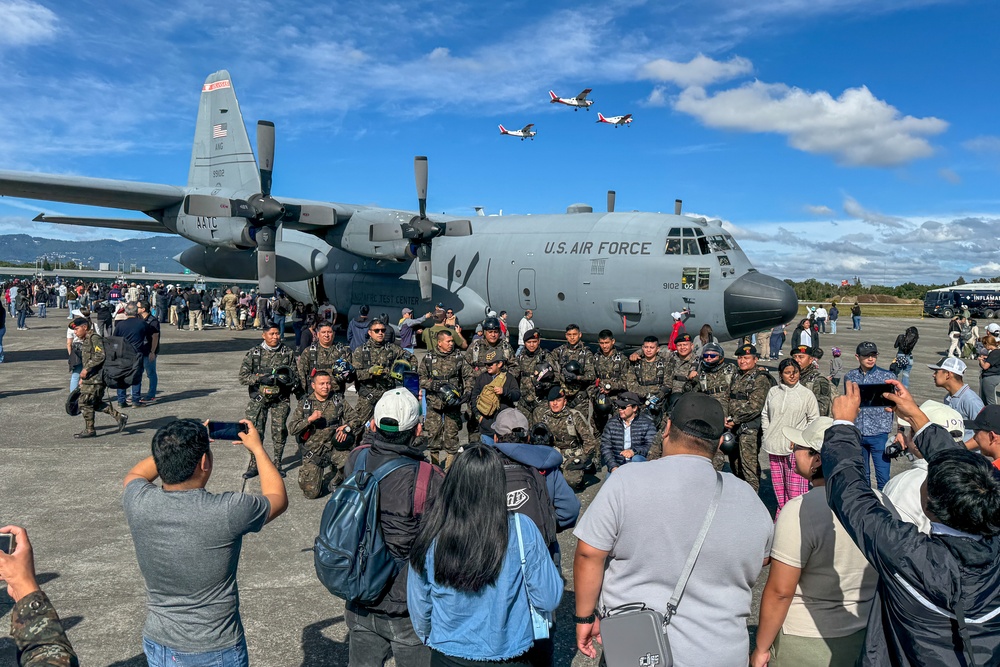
970 262 1000 277
639 54 752 88
938 168 961 184
675 82 947 167
644 86 669 107
962 135 1000 153
0 0 57 48
805 204 834 216
842 196 908 228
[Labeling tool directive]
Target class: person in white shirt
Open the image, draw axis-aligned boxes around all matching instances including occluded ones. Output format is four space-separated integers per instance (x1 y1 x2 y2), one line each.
516 309 535 351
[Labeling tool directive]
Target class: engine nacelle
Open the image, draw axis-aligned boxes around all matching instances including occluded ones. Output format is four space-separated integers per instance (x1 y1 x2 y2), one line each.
174 213 255 250
333 209 413 261
175 240 328 281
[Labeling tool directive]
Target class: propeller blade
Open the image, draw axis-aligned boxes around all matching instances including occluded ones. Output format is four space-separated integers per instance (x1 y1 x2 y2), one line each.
258 121 275 198
184 195 254 218
256 224 277 297
414 156 428 219
608 190 616 213
415 243 433 301
439 219 472 237
370 223 404 242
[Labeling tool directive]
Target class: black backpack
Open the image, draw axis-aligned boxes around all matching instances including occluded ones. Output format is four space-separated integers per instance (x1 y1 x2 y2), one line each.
101 336 142 389
502 459 558 547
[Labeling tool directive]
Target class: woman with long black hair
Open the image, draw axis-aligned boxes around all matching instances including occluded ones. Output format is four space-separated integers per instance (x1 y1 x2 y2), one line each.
408 445 562 666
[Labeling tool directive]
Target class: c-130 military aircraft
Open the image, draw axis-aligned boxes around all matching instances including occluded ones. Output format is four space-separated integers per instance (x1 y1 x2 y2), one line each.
0 70 797 345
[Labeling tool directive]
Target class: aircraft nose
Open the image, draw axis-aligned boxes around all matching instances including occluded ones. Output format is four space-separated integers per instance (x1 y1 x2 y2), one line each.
723 271 798 339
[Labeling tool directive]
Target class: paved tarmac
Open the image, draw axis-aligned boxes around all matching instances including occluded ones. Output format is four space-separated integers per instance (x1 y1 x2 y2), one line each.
0 311 973 666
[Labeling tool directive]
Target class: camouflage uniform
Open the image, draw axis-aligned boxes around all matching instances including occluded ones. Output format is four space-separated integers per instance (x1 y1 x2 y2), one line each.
531 404 598 491
694 359 739 470
351 340 415 424
297 341 352 393
288 391 360 498
727 365 775 491
800 366 834 417
513 346 555 419
464 337 515 436
239 342 301 470
11 590 78 667
419 346 474 464
591 348 634 434
628 355 671 427
551 341 596 412
77 329 124 436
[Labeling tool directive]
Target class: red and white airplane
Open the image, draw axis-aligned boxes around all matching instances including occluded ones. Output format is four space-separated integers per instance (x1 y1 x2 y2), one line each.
597 112 633 127
498 123 536 141
549 89 593 110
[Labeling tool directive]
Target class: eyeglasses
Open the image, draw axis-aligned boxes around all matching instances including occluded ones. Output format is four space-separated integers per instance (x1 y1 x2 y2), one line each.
370 328 386 333
702 353 720 359
446 311 454 315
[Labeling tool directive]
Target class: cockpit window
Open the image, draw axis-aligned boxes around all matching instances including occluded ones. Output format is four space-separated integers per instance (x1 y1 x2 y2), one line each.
681 228 699 255
708 235 731 252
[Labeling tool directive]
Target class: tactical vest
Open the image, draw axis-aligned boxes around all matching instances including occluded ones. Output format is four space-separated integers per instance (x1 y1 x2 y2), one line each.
637 359 667 386
729 368 776 401
700 364 737 395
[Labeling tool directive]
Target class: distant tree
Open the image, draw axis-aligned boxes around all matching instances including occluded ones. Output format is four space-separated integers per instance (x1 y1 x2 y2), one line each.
954 276 967 286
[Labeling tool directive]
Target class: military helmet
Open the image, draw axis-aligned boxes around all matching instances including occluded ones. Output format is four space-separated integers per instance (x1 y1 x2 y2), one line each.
273 365 295 387
389 359 413 382
331 358 355 381
701 343 725 368
483 317 501 331
65 388 81 417
535 361 555 384
438 382 463 407
530 422 555 447
563 360 582 376
594 392 614 414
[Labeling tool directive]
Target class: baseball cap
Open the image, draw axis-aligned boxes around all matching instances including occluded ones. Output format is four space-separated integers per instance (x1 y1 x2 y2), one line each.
670 393 725 441
493 409 529 437
856 341 878 356
402 307 413 315
487 310 497 317
927 357 966 376
615 391 642 408
987 323 1000 335
736 344 758 357
965 405 1000 433
671 311 682 319
373 389 420 433
675 333 692 344
484 348 506 365
782 417 835 452
898 400 964 438
546 386 565 401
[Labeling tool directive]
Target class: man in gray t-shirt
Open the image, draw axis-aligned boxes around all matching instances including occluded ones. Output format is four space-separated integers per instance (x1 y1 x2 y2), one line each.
574 393 773 666
123 419 287 665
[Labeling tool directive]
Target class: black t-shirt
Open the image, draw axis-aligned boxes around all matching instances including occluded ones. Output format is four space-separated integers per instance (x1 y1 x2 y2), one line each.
984 350 1000 377
144 315 161 355
114 317 151 356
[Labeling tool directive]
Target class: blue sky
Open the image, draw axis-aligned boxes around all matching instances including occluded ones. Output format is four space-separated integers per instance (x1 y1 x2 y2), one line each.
0 0 998 285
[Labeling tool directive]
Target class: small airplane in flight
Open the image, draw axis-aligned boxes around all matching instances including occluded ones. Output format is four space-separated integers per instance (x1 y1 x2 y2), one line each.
597 113 633 127
498 124 536 141
549 89 593 110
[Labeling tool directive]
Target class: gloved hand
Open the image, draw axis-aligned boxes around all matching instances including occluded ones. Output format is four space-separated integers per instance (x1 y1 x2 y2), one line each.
369 365 385 377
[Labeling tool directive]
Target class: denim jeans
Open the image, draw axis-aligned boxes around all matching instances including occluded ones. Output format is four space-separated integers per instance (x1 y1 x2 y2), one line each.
0 326 5 362
830 320 837 334
860 432 891 490
144 355 158 399
143 636 248 667
118 381 142 406
67 300 78 317
273 314 287 338
346 607 429 667
37 302 46 317
70 364 82 391
896 355 912 389
852 315 861 330
16 309 27 329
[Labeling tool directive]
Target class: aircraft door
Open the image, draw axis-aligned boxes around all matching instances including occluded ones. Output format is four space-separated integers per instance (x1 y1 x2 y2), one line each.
518 269 536 310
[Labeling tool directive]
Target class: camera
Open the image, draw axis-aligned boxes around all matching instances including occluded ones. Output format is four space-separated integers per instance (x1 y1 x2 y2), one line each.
884 440 906 459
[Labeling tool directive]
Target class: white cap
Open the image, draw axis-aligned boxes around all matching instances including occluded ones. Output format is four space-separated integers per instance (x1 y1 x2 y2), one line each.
927 357 966 376
782 417 835 452
988 323 1000 334
898 400 964 439
487 310 497 317
671 311 682 319
373 388 420 433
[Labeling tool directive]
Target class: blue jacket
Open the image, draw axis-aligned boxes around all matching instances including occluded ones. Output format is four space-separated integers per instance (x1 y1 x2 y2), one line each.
407 513 563 661
600 412 657 470
492 441 581 531
347 317 369 351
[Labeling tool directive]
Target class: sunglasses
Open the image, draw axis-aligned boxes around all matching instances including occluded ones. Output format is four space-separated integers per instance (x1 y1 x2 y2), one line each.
702 353 720 359
370 328 386 333
446 311 454 315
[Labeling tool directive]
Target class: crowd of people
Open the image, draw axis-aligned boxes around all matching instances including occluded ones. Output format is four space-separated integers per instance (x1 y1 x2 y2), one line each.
5 292 1000 667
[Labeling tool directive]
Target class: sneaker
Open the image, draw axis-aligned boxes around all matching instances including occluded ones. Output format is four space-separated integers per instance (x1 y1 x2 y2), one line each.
140 397 157 404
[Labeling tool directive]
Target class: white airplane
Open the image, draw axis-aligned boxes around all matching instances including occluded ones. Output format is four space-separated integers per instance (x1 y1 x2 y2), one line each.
549 89 594 110
498 123 536 141
597 112 633 127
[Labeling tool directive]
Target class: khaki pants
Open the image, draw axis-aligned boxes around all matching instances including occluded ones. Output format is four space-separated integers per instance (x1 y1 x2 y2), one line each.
771 628 865 667
188 309 204 331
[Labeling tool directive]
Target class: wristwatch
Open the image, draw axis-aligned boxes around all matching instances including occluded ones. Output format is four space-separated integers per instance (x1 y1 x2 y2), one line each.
573 612 596 624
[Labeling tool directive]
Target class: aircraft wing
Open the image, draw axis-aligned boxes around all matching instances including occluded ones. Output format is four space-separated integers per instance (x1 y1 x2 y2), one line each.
0 170 185 212
623 114 632 121
520 124 535 133
576 88 592 100
32 213 167 233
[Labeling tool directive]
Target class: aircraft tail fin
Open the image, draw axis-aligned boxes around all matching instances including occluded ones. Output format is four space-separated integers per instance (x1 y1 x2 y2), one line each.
187 71 260 195
597 113 606 122
549 90 558 102
498 124 507 134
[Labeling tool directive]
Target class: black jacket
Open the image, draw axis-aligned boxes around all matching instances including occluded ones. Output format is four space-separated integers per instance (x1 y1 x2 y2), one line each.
600 412 658 470
823 423 1000 666
344 432 442 617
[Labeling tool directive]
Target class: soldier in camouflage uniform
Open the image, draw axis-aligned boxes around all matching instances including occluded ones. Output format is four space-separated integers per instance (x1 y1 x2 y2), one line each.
71 317 126 438
464 317 515 438
628 335 672 428
288 371 360 498
691 342 739 470
792 344 834 417
351 318 415 425
551 323 596 413
662 333 699 415
239 323 302 478
591 329 634 434
725 344 775 491
532 386 599 491
297 321 351 394
419 328 474 467
512 329 555 419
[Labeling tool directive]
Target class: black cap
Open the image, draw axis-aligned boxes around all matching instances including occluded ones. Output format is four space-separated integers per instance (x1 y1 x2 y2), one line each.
965 405 1000 433
546 386 565 401
484 348 506 365
483 317 501 331
736 344 758 357
670 393 725 441
792 345 814 356
856 341 878 356
524 329 540 341
615 391 642 408
675 333 692 343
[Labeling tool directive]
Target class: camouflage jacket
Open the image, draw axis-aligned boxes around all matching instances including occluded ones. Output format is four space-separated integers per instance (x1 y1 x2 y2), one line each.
352 341 415 390
695 360 739 416
591 349 633 398
11 590 78 667
513 347 555 409
287 391 360 449
239 343 301 397
551 343 596 398
464 337 515 373
728 366 775 427
799 366 834 417
221 293 238 310
296 342 351 388
628 355 669 397
663 353 697 394
530 405 598 455
419 347 474 411
79 330 106 386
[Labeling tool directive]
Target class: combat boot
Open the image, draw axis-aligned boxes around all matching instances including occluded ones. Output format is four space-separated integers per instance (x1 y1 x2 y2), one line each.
273 456 287 478
117 413 129 434
75 418 97 439
243 462 259 479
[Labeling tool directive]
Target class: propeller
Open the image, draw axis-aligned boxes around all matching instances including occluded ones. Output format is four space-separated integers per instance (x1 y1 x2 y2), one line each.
607 190 615 213
369 156 472 301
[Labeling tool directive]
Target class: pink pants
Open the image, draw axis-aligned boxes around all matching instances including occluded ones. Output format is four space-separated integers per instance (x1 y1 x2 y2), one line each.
770 453 810 517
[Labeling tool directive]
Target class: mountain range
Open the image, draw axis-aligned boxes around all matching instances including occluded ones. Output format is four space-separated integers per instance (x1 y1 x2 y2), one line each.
0 234 193 273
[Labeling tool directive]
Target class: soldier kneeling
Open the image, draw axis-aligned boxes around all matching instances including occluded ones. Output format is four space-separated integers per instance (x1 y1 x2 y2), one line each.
288 371 360 498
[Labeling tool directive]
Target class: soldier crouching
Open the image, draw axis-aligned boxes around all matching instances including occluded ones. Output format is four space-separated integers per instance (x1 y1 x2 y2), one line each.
288 371 360 498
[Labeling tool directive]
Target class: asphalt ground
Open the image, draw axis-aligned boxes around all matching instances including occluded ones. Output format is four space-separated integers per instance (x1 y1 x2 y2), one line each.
0 311 971 666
